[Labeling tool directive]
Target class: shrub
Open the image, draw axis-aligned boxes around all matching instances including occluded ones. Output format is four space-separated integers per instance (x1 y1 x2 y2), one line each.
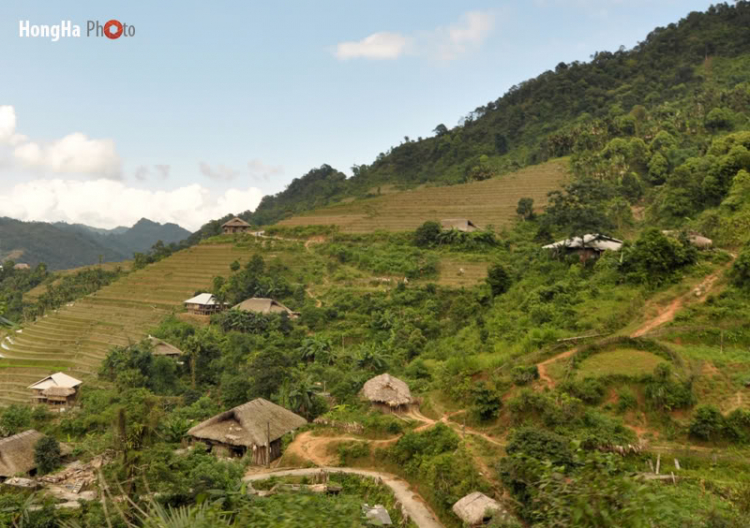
561 378 606 404
414 221 442 247
487 264 512 297
0 404 32 436
511 365 539 386
731 244 750 289
689 405 725 441
34 435 62 475
471 382 502 421
616 388 638 413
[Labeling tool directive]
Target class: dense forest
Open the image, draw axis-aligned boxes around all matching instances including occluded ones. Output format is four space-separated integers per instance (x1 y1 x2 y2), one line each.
238 2 750 228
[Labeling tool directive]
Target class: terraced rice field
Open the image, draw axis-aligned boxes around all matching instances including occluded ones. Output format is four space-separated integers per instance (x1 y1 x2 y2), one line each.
278 159 569 232
0 245 251 406
24 261 133 301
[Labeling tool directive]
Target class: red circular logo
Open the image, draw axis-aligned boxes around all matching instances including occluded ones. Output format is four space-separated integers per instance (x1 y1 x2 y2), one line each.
104 20 123 40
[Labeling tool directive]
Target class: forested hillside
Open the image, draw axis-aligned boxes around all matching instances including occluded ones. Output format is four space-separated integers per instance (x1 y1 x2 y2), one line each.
242 2 750 228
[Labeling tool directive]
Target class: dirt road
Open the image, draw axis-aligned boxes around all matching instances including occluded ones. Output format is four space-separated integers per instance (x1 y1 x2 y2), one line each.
244 467 444 528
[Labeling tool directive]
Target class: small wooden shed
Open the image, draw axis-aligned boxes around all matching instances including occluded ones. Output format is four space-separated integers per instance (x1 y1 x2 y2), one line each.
222 217 252 235
187 398 307 465
184 293 226 316
233 297 300 319
441 219 479 233
361 373 413 412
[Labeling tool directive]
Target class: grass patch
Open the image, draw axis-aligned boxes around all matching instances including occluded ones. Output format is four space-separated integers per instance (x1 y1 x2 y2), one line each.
577 348 668 379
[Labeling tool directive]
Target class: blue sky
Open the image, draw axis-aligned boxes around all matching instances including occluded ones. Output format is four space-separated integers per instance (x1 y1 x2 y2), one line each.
0 0 717 230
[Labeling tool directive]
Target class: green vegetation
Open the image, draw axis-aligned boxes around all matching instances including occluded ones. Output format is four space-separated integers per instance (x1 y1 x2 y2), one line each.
5 3 750 526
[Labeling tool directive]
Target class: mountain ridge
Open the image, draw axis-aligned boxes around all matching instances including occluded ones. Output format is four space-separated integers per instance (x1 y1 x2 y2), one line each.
0 217 192 270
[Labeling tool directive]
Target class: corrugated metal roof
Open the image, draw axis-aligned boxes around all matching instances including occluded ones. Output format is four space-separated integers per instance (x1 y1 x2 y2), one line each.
543 234 623 252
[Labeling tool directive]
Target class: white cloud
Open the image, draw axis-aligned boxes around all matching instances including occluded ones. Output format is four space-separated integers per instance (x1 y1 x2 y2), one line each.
199 161 240 181
334 32 409 60
0 105 121 178
0 106 28 146
0 179 264 232
333 10 495 62
248 158 284 182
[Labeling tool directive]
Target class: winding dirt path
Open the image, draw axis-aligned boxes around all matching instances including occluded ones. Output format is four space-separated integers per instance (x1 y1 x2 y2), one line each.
535 255 736 389
537 348 577 389
244 467 444 528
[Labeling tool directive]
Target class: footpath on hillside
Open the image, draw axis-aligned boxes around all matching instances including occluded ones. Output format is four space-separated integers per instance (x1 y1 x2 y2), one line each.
537 256 735 389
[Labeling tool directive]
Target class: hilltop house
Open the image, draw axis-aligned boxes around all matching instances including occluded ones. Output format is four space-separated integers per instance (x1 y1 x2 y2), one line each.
147 336 185 357
187 398 306 465
543 233 623 261
233 297 299 319
222 217 252 235
441 219 479 232
13 263 30 271
452 492 507 526
28 372 82 409
184 293 227 316
361 373 413 412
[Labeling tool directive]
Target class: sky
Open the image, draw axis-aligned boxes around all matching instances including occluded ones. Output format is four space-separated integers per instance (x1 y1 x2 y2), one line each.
0 0 717 231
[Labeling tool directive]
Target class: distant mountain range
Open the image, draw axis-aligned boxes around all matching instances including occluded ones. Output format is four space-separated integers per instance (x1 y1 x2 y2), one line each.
0 217 192 270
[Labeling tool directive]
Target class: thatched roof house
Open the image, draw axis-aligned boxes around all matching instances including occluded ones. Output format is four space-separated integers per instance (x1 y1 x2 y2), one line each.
222 217 251 235
233 298 299 319
187 398 306 465
0 430 44 478
184 293 226 316
147 336 184 357
441 219 479 232
662 230 713 249
28 372 82 392
13 263 31 271
452 492 505 526
28 372 82 409
361 373 412 410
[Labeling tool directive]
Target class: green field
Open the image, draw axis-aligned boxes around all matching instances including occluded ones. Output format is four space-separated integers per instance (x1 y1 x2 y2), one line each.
577 349 668 379
278 159 568 232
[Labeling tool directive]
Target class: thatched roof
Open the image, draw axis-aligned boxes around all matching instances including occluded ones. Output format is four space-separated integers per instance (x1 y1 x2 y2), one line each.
42 387 76 398
0 430 44 477
543 234 623 252
662 230 713 249
28 372 82 391
187 398 306 448
441 219 479 232
222 217 251 228
233 298 298 317
13 263 31 271
452 492 503 525
184 293 221 306
361 374 412 407
147 336 184 357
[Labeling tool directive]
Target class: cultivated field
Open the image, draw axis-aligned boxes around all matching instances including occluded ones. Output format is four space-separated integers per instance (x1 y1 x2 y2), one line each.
0 245 248 406
278 159 569 232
